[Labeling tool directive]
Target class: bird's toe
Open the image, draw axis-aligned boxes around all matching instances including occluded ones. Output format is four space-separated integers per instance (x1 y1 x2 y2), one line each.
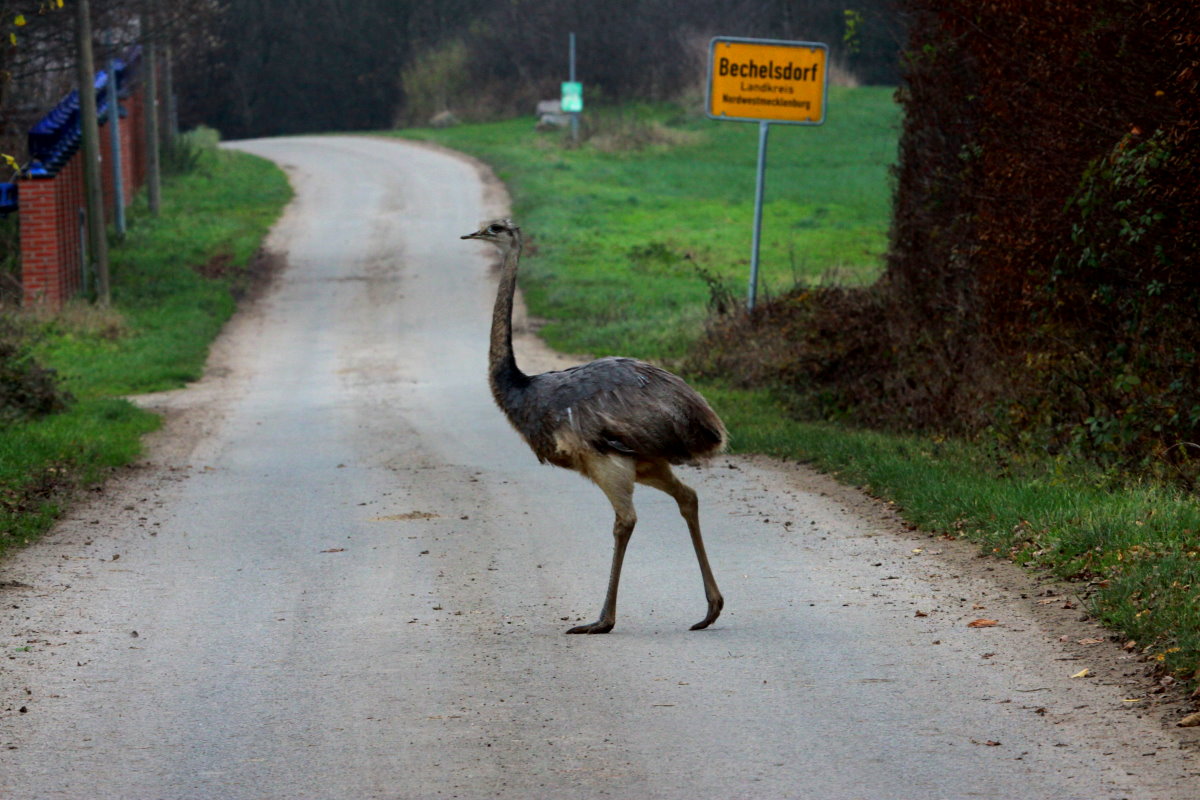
566 620 614 634
690 596 724 630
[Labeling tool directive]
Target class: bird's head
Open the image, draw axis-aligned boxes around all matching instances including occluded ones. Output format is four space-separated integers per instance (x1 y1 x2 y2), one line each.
461 218 521 250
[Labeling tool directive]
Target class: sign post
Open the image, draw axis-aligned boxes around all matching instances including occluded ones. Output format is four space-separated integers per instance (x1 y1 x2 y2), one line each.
563 32 582 142
706 37 828 310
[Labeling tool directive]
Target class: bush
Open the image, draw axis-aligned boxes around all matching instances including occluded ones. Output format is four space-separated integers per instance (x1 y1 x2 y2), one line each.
163 126 222 176
0 315 72 424
0 214 20 304
398 40 471 126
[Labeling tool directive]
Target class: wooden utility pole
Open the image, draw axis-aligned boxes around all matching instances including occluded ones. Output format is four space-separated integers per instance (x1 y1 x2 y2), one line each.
142 1 161 215
74 0 110 305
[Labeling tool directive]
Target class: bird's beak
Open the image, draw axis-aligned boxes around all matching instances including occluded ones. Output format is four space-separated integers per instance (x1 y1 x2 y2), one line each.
461 229 483 240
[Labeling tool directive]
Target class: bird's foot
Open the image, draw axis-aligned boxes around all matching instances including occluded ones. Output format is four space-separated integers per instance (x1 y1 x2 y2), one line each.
689 595 724 631
566 619 614 634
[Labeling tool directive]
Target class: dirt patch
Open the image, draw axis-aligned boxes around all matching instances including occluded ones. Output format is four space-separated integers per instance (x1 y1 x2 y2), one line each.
192 247 287 304
371 511 440 521
194 251 236 281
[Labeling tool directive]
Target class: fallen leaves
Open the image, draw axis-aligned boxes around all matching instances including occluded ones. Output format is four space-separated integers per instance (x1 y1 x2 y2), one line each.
1177 712 1200 728
1070 668 1090 679
967 618 999 628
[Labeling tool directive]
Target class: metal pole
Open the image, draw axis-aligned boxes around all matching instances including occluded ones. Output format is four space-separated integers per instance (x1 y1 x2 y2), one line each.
747 120 770 311
569 32 579 144
107 54 126 238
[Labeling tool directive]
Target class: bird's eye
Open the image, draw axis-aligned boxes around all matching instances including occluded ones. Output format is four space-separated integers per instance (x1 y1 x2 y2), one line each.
488 224 504 234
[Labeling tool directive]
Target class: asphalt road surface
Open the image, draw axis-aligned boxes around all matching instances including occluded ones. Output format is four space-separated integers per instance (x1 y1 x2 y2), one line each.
2 136 1195 799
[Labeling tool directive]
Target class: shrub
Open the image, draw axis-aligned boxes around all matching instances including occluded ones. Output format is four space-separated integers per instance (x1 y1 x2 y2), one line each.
398 40 471 126
0 315 72 424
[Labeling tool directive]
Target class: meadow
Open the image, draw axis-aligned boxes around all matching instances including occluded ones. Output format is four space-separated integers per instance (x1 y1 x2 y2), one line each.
400 87 898 361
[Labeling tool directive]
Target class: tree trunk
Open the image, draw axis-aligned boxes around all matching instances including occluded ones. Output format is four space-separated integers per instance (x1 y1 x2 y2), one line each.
75 0 110 305
142 2 161 215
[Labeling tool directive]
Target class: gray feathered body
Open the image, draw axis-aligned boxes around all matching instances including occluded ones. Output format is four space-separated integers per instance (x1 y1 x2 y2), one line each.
491 355 727 471
464 218 726 634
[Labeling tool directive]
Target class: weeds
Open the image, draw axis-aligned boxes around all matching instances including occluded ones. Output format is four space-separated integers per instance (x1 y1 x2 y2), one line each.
398 40 471 126
0 213 20 303
162 125 222 176
0 314 72 424
578 108 703 152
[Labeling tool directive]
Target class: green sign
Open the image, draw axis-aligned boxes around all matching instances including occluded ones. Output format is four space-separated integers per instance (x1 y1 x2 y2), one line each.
561 81 583 113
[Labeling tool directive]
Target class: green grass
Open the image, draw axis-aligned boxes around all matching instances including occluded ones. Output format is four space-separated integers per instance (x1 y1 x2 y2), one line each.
0 140 291 550
396 93 1198 684
396 88 899 361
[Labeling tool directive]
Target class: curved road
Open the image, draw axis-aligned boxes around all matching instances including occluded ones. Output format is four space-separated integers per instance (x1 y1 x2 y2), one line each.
1 136 1194 799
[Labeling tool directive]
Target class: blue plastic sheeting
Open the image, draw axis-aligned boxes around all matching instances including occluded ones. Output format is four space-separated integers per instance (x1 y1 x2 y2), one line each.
24 47 141 178
0 182 16 215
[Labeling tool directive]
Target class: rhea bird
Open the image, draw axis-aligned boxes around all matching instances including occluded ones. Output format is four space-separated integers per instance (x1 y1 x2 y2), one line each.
461 219 726 634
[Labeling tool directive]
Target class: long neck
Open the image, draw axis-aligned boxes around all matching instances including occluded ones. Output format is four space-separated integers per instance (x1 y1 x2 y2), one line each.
489 239 530 405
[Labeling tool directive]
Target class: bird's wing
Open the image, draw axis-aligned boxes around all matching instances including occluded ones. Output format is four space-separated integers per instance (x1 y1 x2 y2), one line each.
525 357 726 464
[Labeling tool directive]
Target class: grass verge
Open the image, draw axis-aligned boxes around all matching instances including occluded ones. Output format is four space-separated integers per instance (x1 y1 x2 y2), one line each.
0 137 291 553
396 95 1198 685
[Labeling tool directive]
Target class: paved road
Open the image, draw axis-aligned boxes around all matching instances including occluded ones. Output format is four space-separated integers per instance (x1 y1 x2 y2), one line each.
1 136 1194 799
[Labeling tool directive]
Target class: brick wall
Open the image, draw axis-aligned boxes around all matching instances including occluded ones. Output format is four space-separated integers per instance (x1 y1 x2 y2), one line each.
19 81 150 309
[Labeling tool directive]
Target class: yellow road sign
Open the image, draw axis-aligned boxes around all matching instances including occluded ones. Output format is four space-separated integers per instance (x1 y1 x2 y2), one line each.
707 37 828 125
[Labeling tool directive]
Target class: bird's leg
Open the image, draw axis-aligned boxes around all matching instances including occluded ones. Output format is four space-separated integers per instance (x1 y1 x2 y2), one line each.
567 510 634 634
568 456 636 634
637 461 724 631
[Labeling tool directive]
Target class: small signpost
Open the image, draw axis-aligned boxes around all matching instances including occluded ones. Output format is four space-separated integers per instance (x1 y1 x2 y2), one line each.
563 32 582 142
560 81 583 113
707 37 828 310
